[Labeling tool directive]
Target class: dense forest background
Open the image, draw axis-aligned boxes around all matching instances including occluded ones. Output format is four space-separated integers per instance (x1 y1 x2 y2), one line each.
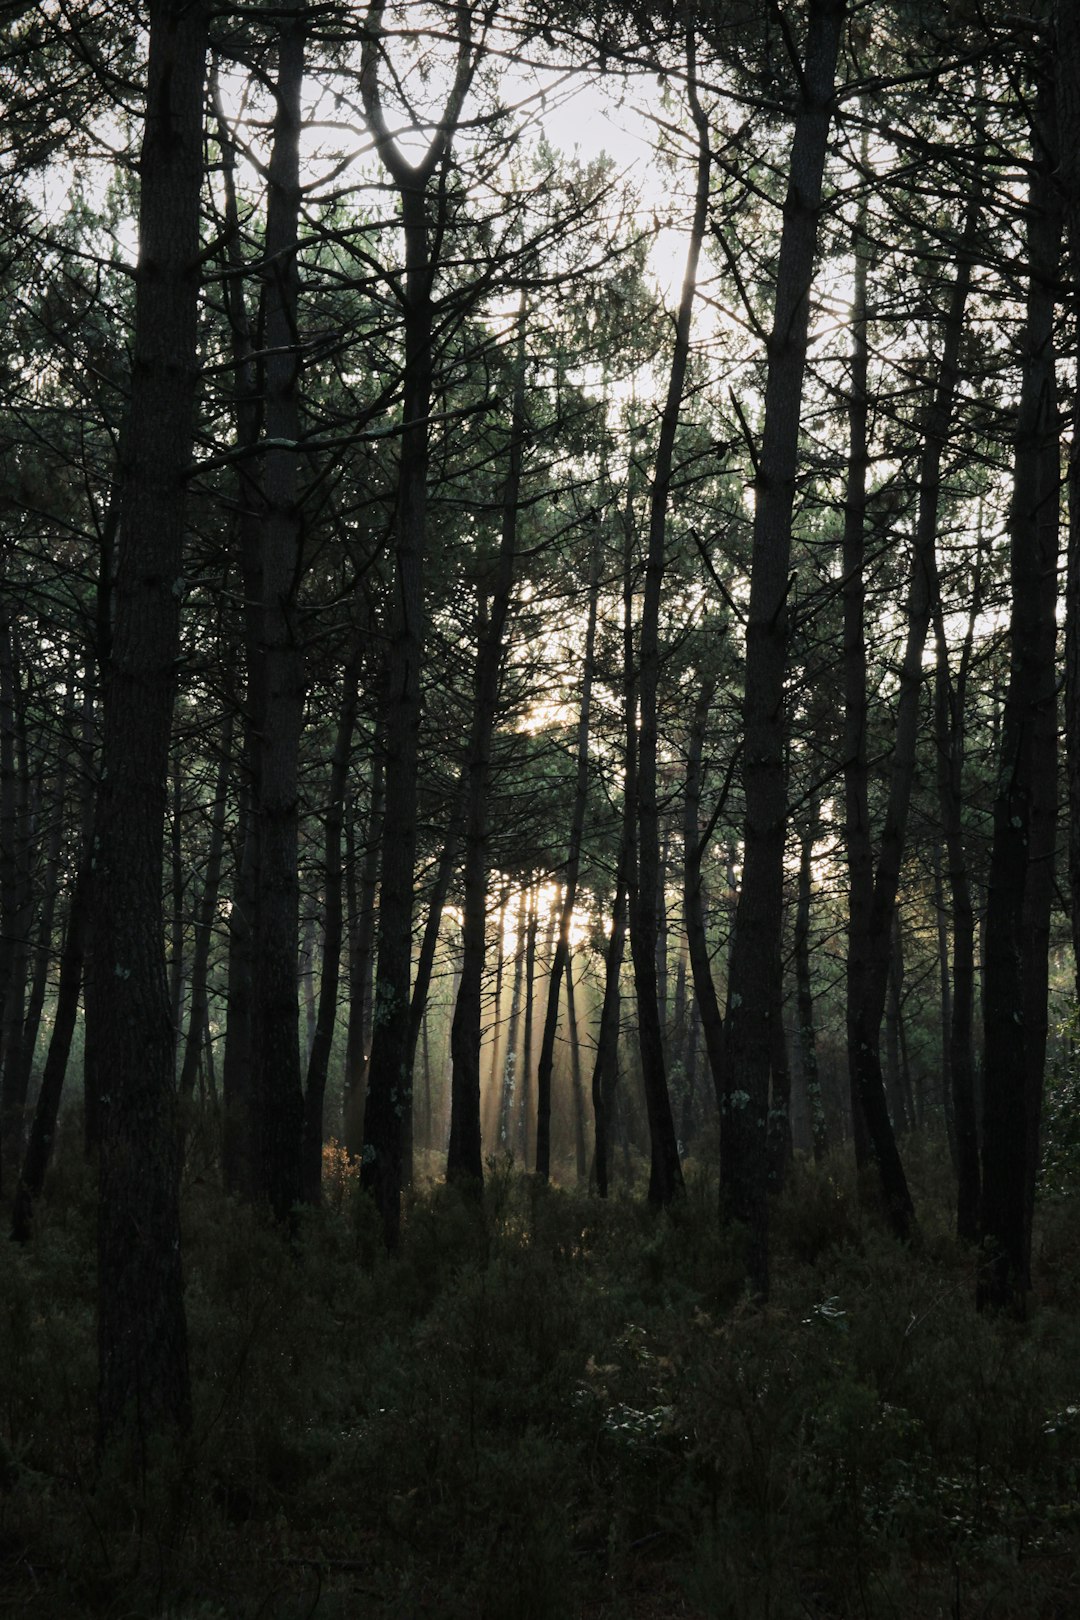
4 0 1080 1615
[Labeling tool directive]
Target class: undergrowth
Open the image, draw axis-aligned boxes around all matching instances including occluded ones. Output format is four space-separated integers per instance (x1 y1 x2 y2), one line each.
2 1144 1080 1617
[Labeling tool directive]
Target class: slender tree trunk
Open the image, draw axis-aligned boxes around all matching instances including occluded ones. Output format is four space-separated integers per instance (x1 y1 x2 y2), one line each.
565 955 588 1182
500 887 527 1148
360 3 475 1246
169 749 185 1068
301 663 358 1204
0 633 32 1183
12 681 96 1243
934 549 982 1236
92 0 207 1451
343 745 384 1155
592 491 639 1197
846 133 981 1240
519 887 540 1166
980 70 1061 1311
482 882 510 1146
212 67 266 1199
631 23 710 1208
683 673 726 1114
1058 2 1080 1008
11 865 91 1244
720 0 845 1298
536 527 600 1180
793 804 827 1161
179 710 233 1107
448 314 526 1189
249 16 307 1221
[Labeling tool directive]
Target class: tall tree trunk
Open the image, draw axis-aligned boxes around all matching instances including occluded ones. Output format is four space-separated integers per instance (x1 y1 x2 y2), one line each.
482 882 510 1146
683 673 726 1116
793 802 827 1161
448 313 526 1189
301 663 358 1204
536 527 600 1180
934 546 982 1236
720 0 845 1298
565 954 588 1182
7 752 66 1142
1058 2 1080 1009
846 134 982 1240
179 710 234 1107
0 631 32 1184
343 744 383 1155
592 490 640 1197
979 68 1061 1312
249 16 307 1221
499 886 527 1148
92 0 207 1451
212 66 265 1199
168 748 185 1069
519 885 539 1166
11 677 96 1243
631 20 710 1209
360 3 476 1247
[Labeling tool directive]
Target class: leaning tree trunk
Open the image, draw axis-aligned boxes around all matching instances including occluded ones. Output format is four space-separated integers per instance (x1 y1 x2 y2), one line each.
979 67 1061 1313
92 0 207 1453
720 0 845 1299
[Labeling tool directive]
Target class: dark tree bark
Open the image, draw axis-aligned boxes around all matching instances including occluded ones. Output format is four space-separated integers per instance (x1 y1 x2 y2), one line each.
0 626 33 1183
212 66 265 1200
536 527 599 1180
91 0 208 1451
301 663 359 1204
1059 2 1080 1009
343 744 383 1156
249 15 308 1221
9 681 75 1133
592 507 638 1198
448 315 526 1190
565 955 588 1183
631 19 710 1209
168 750 185 1068
11 865 90 1244
12 680 96 1244
178 710 233 1107
683 673 726 1117
933 549 982 1237
979 67 1061 1312
499 886 528 1148
793 801 827 1161
720 0 845 1298
360 2 476 1247
844 131 981 1242
519 885 539 1166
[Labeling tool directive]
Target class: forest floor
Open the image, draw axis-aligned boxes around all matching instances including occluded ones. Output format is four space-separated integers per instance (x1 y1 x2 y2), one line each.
2 1133 1080 1618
